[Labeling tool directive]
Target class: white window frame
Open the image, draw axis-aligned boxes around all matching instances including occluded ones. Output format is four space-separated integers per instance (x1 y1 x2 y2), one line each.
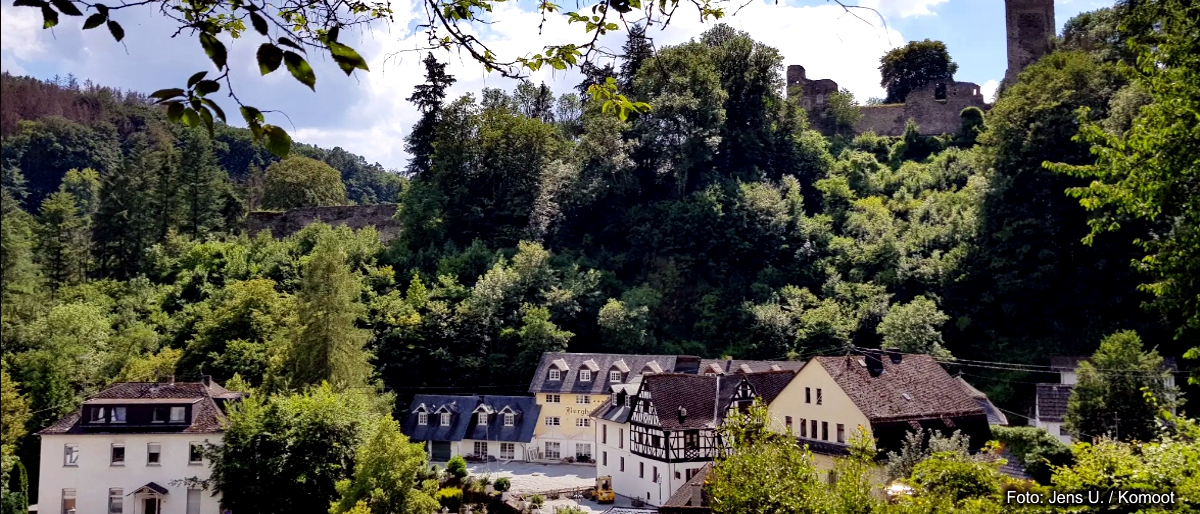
504 413 515 427
549 368 561 381
576 395 591 404
575 418 590 427
170 406 187 422
440 412 451 427
61 488 76 514
546 394 561 403
609 370 622 382
108 488 123 514
147 443 162 465
575 443 592 458
473 441 488 457
189 442 204 465
477 412 488 426
417 411 428 426
110 443 125 466
500 442 515 460
63 444 79 467
545 441 561 459
545 416 561 426
580 369 592 381
186 488 202 514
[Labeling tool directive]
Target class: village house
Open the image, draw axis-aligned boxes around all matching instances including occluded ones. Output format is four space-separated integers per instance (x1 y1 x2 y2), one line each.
1031 355 1177 444
591 370 798 507
400 394 540 462
36 377 244 514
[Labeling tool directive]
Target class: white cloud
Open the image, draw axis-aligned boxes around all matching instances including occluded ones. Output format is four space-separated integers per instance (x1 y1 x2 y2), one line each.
0 4 46 65
858 0 948 18
980 79 999 103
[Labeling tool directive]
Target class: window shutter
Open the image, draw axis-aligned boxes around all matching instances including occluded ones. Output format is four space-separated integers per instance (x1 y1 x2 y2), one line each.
186 489 201 514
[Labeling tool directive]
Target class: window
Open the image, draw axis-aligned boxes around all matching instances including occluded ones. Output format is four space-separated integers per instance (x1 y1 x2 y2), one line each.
111 444 125 465
576 418 590 427
805 387 811 404
580 369 592 381
61 488 76 514
440 412 451 426
609 370 622 382
800 418 808 438
811 420 818 440
619 428 624 449
474 441 488 457
152 406 169 423
147 443 161 465
108 488 123 514
545 417 561 426
63 444 79 466
171 406 186 422
837 423 845 443
602 424 607 444
684 431 699 449
546 394 561 403
620 457 625 471
545 442 561 459
111 406 127 423
418 412 428 425
500 442 515 459
186 489 202 514
602 451 608 466
189 442 204 464
576 395 591 404
639 461 645 478
90 407 107 423
816 389 823 405
478 412 488 426
576 443 592 459
504 413 515 427
653 466 658 483
549 368 561 381
786 416 793 433
821 422 829 441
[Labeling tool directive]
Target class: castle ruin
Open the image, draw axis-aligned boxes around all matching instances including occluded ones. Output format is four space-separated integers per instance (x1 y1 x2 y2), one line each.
787 0 1055 137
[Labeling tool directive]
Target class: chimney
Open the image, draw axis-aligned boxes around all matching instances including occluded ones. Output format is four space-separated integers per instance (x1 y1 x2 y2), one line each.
678 406 688 425
864 351 883 377
885 349 902 364
691 482 703 506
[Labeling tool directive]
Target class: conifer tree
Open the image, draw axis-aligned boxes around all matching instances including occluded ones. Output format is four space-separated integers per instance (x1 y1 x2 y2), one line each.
619 23 654 93
0 192 40 301
93 150 160 280
34 192 90 289
177 128 230 237
58 168 101 218
404 53 457 178
287 241 373 390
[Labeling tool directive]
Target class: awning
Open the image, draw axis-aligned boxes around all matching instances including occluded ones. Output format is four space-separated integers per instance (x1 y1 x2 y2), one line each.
128 482 170 496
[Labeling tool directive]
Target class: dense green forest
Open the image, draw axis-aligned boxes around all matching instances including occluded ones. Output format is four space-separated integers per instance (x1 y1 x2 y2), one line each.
1 1 1197 511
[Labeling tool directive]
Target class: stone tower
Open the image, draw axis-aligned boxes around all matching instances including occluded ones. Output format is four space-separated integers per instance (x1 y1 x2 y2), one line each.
1004 0 1056 85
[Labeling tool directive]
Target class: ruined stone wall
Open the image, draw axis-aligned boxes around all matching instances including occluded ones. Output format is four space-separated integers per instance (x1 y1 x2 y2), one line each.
854 81 987 136
855 104 907 136
247 204 401 241
1004 0 1056 85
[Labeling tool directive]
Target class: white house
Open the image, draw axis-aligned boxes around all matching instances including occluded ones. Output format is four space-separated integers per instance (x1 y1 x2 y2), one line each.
401 394 541 462
37 377 243 514
1033 355 1179 444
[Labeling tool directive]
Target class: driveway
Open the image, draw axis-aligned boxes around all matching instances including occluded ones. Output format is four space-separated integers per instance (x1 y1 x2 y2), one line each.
465 461 596 495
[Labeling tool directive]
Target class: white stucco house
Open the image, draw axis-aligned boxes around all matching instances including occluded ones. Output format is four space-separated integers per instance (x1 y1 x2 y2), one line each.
36 377 244 514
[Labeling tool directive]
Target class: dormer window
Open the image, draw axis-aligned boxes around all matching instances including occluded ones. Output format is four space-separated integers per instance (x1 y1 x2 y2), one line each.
504 413 515 427
418 412 428 425
89 407 107 423
478 413 488 426
609 371 622 383
580 369 592 382
111 407 127 423
440 413 451 426
152 406 186 424
549 369 561 381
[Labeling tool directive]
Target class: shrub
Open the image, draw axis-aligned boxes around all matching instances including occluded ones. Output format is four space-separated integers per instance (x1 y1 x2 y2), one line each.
494 477 511 492
910 451 1002 504
530 494 545 507
437 487 463 511
446 455 469 479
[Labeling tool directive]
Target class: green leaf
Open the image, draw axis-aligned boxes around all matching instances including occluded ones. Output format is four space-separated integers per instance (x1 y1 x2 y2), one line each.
49 0 81 15
107 20 124 41
277 37 304 53
93 3 107 14
262 124 292 157
12 0 47 7
201 98 226 122
327 26 340 43
41 5 59 29
82 13 105 29
240 106 265 125
181 107 201 127
249 11 268 35
166 101 185 123
187 71 208 88
194 80 220 96
256 43 283 75
199 33 228 70
198 106 215 137
149 88 185 101
329 42 369 75
283 51 316 90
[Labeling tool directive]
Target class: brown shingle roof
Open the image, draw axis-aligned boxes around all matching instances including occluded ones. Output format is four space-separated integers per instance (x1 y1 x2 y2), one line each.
643 374 724 430
697 359 805 375
662 463 713 508
39 381 242 435
1035 383 1073 422
815 353 984 422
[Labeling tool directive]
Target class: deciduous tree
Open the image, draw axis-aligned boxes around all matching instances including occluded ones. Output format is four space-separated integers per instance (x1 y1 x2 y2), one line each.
879 40 959 104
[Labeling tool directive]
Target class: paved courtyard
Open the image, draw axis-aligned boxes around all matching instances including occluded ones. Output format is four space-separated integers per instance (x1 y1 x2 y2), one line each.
465 461 596 495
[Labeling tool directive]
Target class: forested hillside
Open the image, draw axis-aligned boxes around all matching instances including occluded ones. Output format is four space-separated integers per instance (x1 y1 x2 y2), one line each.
1 4 1196 509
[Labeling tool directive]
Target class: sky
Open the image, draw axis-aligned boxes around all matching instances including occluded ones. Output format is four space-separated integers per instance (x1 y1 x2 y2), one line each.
1 0 1113 170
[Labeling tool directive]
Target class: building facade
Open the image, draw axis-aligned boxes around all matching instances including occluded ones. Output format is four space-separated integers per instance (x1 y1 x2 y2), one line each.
402 394 540 462
1031 355 1178 444
37 378 243 514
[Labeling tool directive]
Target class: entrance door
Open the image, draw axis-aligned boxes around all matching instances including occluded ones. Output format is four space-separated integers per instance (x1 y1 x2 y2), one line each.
431 441 452 461
143 498 159 514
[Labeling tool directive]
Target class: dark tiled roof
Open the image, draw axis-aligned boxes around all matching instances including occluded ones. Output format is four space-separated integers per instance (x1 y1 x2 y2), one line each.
39 381 242 435
1051 355 1178 372
529 353 693 394
996 450 1032 481
662 463 713 508
743 370 799 405
643 374 724 430
955 376 1008 426
403 395 478 442
1035 384 1073 422
697 359 804 375
815 353 984 422
131 482 170 495
460 395 541 443
797 438 851 457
